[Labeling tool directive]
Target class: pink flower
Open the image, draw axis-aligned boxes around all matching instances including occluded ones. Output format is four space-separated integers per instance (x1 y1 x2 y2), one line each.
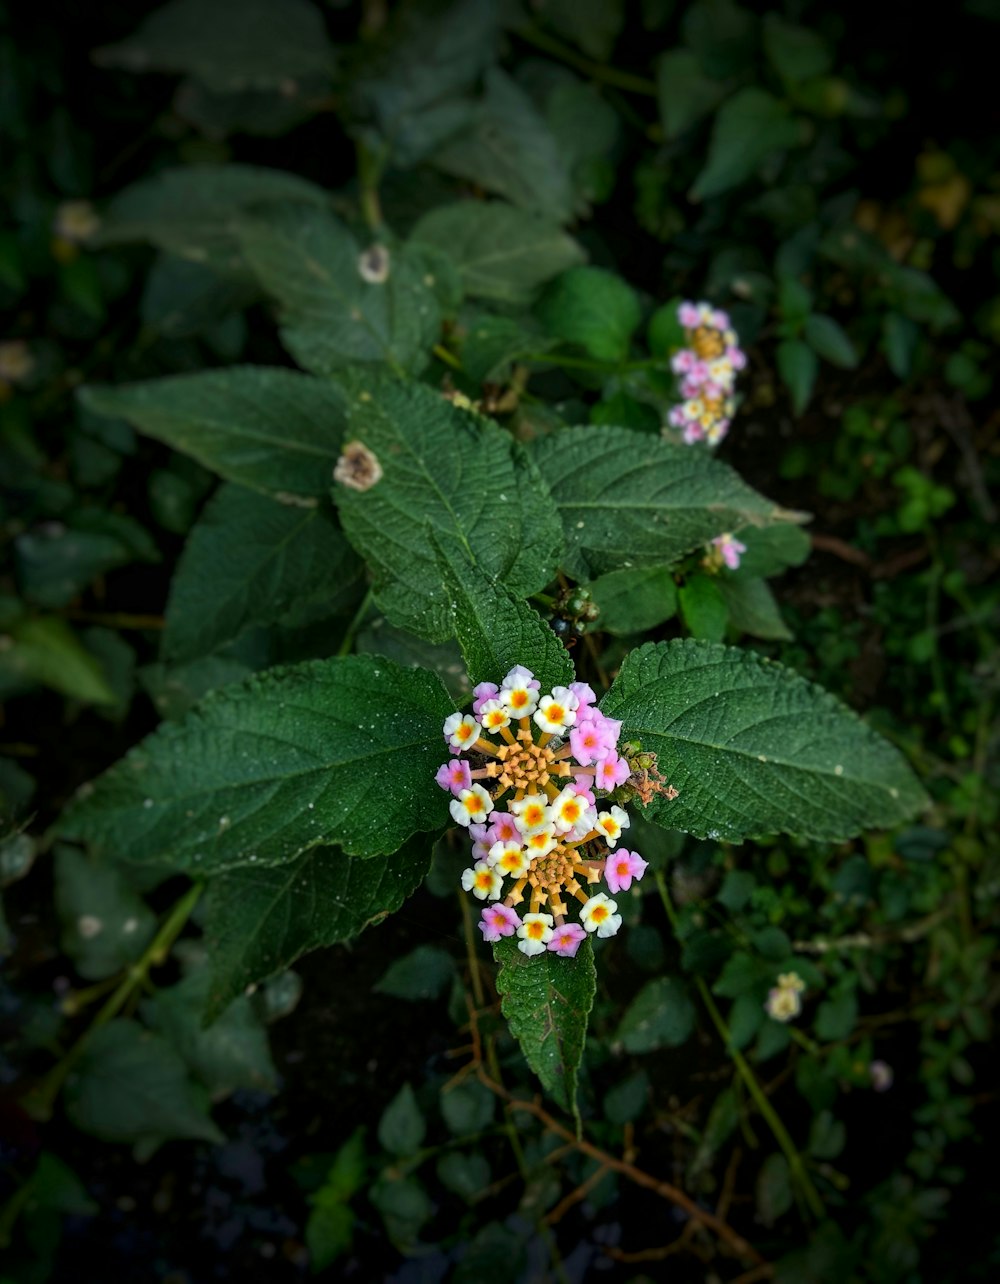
595 752 630 791
469 822 489 843
678 301 701 328
671 349 695 373
547 922 586 958
570 720 608 766
683 422 705 444
478 903 521 942
712 533 747 571
487 812 520 846
569 681 597 711
435 760 472 794
570 779 596 806
605 848 648 893
472 682 499 715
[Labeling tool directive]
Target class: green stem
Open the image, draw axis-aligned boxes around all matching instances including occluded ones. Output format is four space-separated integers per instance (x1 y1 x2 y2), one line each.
655 872 825 1220
337 587 375 657
24 882 203 1121
521 350 667 375
433 343 463 371
511 22 658 97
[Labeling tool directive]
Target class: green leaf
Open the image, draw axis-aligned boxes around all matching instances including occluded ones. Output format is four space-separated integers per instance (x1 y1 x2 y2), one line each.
657 50 729 138
433 70 575 223
143 969 277 1097
777 338 818 414
536 266 640 363
93 0 334 92
434 538 574 693
333 377 562 641
439 1079 495 1135
683 0 757 79
757 1153 793 1225
80 368 347 501
804 314 859 369
305 1129 367 1269
64 1020 224 1145
718 576 792 641
731 523 811 578
531 425 801 580
459 314 553 383
378 1083 426 1156
202 839 432 1021
410 202 585 306
437 1152 491 1200
778 275 813 326
815 987 858 1041
93 164 327 274
54 846 156 981
141 253 258 338
679 574 729 642
0 616 116 705
493 935 596 1116
163 485 360 663
882 312 919 379
600 639 929 842
349 0 499 166
690 88 800 201
375 943 455 1001
59 654 454 870
238 205 440 376
616 976 696 1052
762 15 833 84
588 566 677 635
535 0 624 59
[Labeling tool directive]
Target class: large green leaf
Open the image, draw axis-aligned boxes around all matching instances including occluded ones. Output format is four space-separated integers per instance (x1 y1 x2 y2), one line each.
93 164 327 275
238 205 439 375
349 0 499 166
718 576 792 641
434 536 574 692
80 368 347 501
410 202 584 305
531 426 800 579
333 378 562 641
54 846 156 981
494 935 595 1116
690 88 801 201
657 50 729 139
142 970 277 1097
432 70 575 223
93 0 335 91
600 640 928 842
163 485 360 662
536 266 641 363
59 655 454 870
64 1020 224 1145
202 839 432 1020
0 616 116 705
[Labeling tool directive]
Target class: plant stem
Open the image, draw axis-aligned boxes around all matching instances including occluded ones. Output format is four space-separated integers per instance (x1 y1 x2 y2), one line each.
655 871 826 1220
337 587 374 657
511 23 658 98
23 882 203 1121
459 890 486 1008
433 343 463 371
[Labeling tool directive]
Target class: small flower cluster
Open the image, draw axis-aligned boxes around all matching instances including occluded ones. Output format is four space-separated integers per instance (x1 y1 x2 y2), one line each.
437 665 652 959
706 532 747 572
666 301 746 446
764 971 806 1022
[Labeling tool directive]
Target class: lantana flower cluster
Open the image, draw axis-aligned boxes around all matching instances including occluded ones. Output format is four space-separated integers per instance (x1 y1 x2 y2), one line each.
765 971 806 1022
667 300 746 446
436 666 650 959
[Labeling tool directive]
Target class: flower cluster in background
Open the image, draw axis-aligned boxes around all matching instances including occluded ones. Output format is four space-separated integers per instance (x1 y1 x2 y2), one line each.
437 665 652 959
667 300 747 446
707 532 747 572
765 971 806 1022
